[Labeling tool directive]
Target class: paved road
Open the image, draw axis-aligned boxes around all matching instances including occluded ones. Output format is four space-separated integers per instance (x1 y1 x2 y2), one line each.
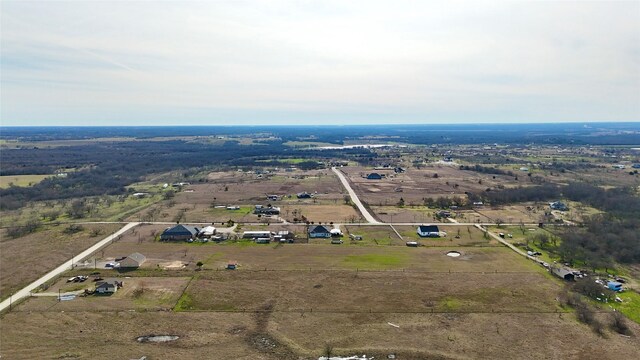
0 222 139 312
332 167 380 224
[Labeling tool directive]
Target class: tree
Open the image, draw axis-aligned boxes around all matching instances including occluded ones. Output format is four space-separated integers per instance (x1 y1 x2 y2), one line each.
196 261 204 270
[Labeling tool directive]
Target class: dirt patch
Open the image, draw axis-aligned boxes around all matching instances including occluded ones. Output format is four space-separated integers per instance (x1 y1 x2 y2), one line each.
136 335 179 343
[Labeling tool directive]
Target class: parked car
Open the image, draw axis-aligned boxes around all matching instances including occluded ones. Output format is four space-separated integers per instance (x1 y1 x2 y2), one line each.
105 262 117 268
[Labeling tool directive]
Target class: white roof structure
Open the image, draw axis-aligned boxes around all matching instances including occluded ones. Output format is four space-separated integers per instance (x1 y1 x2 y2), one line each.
200 226 216 236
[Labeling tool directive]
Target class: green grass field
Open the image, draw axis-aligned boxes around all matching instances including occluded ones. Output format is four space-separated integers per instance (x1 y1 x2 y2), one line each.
341 253 408 269
0 174 51 188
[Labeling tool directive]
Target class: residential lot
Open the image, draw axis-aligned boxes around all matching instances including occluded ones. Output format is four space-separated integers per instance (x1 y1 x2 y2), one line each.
0 223 122 300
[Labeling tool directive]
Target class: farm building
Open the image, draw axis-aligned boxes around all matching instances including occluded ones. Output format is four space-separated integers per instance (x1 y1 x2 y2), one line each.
95 279 123 294
417 225 440 238
308 225 332 238
549 201 569 211
242 231 273 239
160 224 200 241
118 252 146 268
551 266 575 281
199 226 216 237
330 228 343 237
607 281 623 292
254 205 280 215
366 173 383 180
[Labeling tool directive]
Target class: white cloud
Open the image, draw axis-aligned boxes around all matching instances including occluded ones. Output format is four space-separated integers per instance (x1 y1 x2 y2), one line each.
1 0 638 125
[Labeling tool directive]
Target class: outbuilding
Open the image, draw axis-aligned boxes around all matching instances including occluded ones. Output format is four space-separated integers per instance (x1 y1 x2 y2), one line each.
199 226 217 237
118 252 146 268
607 281 623 292
551 266 575 281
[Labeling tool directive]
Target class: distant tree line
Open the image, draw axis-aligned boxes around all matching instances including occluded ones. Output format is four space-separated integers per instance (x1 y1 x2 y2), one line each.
468 181 640 264
0 140 371 210
459 164 515 176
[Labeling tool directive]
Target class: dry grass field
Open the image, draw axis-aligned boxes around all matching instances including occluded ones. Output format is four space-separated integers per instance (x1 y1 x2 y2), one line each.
1 310 638 359
184 270 559 313
3 222 640 359
340 165 528 206
182 169 344 205
0 223 122 299
279 204 362 223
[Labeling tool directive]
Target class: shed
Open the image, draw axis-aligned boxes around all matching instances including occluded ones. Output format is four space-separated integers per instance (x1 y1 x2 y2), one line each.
551 267 575 281
330 228 343 237
199 226 217 237
118 252 146 268
607 281 622 292
242 231 273 239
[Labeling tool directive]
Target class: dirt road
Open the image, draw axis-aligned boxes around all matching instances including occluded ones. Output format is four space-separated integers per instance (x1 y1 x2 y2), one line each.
332 167 380 224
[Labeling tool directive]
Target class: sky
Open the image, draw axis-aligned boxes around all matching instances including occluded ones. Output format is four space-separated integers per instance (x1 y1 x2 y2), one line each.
1 0 639 126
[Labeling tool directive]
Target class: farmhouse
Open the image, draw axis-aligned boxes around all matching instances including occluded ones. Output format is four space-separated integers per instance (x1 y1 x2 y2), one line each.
366 173 383 180
308 225 332 238
160 224 200 241
417 225 440 238
551 266 575 281
95 279 123 294
118 252 146 268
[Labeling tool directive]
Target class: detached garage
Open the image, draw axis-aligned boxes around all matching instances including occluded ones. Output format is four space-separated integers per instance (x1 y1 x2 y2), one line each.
119 252 146 268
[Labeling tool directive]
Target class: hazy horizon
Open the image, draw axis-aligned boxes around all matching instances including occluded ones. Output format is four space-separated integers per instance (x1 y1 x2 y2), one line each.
2 0 639 126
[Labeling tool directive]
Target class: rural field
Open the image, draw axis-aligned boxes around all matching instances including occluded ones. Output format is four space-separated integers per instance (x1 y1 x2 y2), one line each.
3 239 640 359
0 174 51 188
340 165 528 206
